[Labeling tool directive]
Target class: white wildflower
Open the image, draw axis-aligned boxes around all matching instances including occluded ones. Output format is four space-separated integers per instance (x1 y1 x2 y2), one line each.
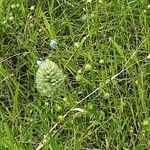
36 60 43 66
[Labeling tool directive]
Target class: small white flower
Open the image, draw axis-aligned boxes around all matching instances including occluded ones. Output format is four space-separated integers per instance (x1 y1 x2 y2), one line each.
99 0 103 3
30 6 35 10
50 39 57 49
147 54 150 59
36 60 43 66
147 5 150 8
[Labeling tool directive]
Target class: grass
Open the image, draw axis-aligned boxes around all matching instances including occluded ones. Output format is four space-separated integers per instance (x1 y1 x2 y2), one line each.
0 0 150 149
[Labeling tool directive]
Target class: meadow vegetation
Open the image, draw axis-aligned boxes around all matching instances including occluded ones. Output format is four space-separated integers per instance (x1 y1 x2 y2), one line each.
0 0 150 149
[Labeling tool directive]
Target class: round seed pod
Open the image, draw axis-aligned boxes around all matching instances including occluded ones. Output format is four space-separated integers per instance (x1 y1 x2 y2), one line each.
35 59 65 97
84 63 92 71
75 75 83 82
104 92 111 99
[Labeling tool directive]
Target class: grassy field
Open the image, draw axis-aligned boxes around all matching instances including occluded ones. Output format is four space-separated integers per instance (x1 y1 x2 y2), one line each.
0 0 150 149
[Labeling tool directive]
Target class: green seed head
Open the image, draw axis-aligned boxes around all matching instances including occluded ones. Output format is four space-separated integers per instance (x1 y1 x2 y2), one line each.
143 118 150 126
104 92 111 99
77 69 82 74
35 59 65 97
87 102 94 110
56 105 62 112
84 63 92 71
99 59 104 64
75 75 83 82
57 115 64 122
